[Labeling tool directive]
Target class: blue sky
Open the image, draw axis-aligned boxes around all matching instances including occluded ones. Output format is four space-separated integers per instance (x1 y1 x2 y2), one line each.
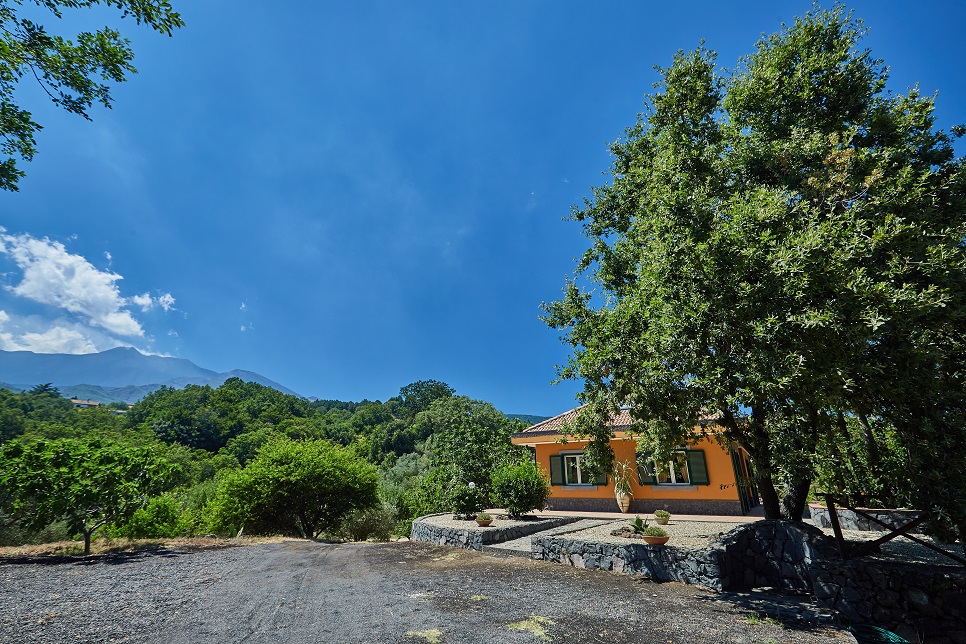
0 1 962 414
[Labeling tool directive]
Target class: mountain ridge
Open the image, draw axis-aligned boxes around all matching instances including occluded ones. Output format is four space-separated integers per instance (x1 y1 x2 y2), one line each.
0 348 301 403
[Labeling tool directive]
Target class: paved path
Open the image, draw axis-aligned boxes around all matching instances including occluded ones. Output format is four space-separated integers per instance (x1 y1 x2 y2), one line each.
501 507 766 524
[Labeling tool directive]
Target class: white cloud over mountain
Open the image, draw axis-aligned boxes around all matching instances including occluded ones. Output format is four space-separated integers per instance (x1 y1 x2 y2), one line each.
0 229 175 353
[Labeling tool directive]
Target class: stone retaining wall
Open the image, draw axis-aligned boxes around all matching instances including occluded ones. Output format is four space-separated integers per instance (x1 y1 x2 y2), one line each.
534 519 966 641
811 558 966 644
808 504 924 533
531 535 724 587
410 514 578 551
532 520 831 592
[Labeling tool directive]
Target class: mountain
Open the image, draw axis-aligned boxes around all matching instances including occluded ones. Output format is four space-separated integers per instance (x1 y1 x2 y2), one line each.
0 347 302 403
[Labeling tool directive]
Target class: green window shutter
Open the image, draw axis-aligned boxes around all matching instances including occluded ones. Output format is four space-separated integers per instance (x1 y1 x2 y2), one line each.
636 452 657 485
549 455 564 486
686 450 710 485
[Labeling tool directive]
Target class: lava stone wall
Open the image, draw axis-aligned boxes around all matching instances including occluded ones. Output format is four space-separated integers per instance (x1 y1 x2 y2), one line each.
811 558 966 644
534 519 966 639
410 514 578 551
532 519 831 592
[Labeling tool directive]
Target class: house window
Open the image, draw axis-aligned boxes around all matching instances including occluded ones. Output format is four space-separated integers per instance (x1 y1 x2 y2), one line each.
564 454 592 485
637 449 710 486
655 451 690 484
549 453 607 486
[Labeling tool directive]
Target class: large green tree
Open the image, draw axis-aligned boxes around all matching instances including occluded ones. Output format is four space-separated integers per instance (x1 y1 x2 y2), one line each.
0 437 175 554
543 6 966 527
0 0 183 190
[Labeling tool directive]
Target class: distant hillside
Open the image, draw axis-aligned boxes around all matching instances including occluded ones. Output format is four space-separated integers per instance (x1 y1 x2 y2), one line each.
0 348 302 404
506 413 550 425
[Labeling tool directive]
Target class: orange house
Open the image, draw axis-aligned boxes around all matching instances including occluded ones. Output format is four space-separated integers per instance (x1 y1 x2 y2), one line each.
511 407 760 516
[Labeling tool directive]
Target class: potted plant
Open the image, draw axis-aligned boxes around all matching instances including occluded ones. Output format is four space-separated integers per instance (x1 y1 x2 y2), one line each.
628 515 670 545
475 512 493 527
654 509 671 525
612 459 634 513
641 525 670 545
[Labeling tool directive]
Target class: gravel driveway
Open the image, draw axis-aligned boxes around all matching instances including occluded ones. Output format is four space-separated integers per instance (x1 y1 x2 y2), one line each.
1 540 853 643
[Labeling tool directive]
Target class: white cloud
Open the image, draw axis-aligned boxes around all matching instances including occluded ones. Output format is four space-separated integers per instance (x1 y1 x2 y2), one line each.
105 251 112 264
240 301 247 311
0 311 98 354
14 327 98 354
167 329 179 338
129 291 176 313
240 325 247 332
131 292 154 311
0 232 143 337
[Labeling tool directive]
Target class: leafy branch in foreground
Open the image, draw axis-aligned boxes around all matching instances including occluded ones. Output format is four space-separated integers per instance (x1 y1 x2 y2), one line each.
0 0 183 190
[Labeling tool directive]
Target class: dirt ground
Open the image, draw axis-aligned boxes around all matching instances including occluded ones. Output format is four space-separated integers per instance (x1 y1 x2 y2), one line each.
0 540 854 643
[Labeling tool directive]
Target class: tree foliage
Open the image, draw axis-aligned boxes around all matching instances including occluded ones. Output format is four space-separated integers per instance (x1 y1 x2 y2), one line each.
543 6 966 529
0 0 183 190
0 437 175 554
490 460 551 518
208 437 379 539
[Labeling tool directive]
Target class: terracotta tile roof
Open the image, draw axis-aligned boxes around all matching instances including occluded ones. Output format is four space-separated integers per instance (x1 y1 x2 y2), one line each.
515 405 634 437
514 405 723 438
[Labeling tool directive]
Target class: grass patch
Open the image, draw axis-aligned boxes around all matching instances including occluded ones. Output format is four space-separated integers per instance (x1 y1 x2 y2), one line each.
743 613 782 627
406 629 443 643
508 615 554 641
469 594 489 601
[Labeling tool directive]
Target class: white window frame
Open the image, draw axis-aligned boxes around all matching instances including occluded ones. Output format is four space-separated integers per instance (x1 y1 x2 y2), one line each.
563 453 592 486
655 451 691 485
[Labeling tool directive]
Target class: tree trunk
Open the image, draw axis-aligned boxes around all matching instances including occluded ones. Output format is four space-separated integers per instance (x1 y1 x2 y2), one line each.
83 529 92 557
753 461 781 519
781 476 811 522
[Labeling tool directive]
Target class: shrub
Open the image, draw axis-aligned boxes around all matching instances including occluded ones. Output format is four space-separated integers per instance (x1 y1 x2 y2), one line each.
490 460 551 518
208 437 378 539
338 505 393 542
403 466 454 519
450 482 487 518
112 493 182 538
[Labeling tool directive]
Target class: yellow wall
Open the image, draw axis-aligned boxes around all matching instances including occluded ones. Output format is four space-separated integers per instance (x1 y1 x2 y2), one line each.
532 436 739 502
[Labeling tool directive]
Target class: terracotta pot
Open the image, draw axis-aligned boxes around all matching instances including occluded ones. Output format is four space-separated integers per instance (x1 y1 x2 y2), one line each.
616 494 632 513
642 535 670 545
476 519 492 527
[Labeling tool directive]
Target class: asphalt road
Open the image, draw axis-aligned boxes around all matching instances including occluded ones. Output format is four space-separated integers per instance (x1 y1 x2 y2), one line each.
0 540 853 643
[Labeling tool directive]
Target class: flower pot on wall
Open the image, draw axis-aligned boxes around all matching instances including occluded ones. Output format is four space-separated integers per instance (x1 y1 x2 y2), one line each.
642 535 670 545
476 519 492 527
616 493 632 513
